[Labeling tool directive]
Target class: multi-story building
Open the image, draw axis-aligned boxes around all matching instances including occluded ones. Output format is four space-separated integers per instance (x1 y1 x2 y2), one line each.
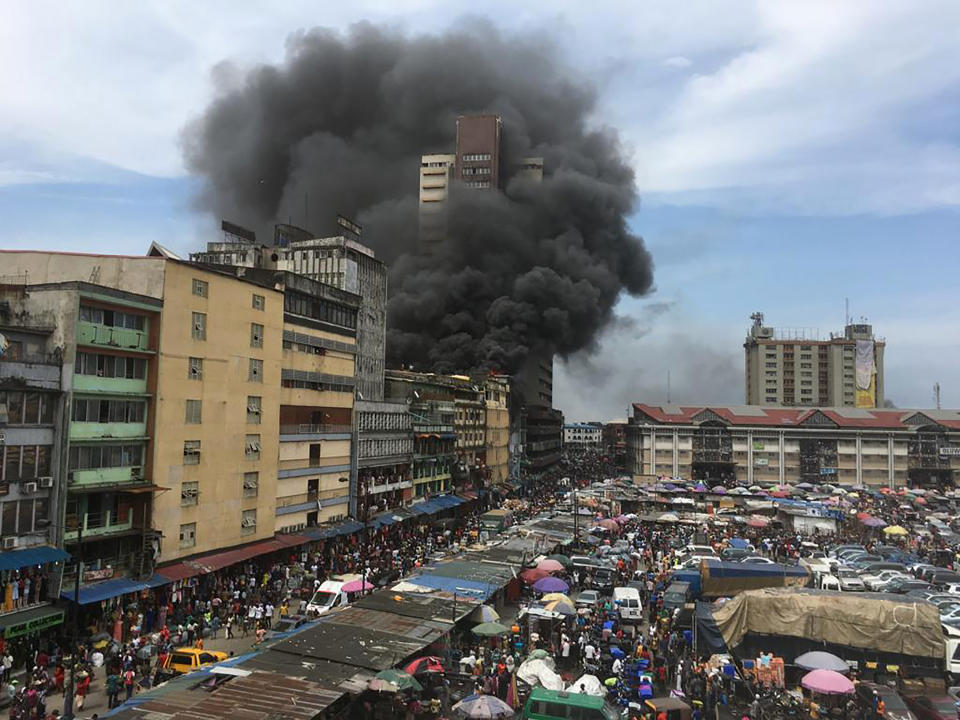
385 370 455 499
483 375 510 485
452 376 485 490
744 312 885 408
416 115 558 472
626 403 960 488
356 400 412 514
563 423 603 449
603 421 628 467
0 250 360 571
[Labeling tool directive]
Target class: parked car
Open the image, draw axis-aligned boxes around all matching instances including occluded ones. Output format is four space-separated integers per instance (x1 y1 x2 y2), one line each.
575 590 601 613
829 544 866 558
903 694 958 720
856 682 917 720
739 556 776 565
155 647 230 683
882 578 932 594
270 614 312 635
863 570 911 592
837 568 866 592
721 548 753 561
931 571 960 589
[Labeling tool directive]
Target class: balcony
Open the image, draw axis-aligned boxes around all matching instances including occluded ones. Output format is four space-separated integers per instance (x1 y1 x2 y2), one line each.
69 466 145 489
64 509 134 541
281 423 352 435
73 374 147 395
77 322 150 352
0 357 60 389
277 490 318 508
69 421 147 441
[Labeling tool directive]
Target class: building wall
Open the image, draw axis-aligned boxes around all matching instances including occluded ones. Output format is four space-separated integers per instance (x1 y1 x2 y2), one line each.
0 252 166 300
455 115 501 189
151 262 284 562
484 377 510 484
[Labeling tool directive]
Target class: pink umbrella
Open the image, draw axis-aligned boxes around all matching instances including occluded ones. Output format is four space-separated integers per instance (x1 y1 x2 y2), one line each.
536 559 565 573
520 568 550 585
341 578 374 593
801 669 855 695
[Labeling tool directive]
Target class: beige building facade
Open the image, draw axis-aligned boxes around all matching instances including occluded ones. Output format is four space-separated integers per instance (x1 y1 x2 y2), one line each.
627 403 960 489
483 376 511 484
744 313 885 408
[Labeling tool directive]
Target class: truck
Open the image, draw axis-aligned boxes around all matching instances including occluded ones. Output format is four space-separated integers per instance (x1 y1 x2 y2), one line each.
480 509 513 534
671 560 809 600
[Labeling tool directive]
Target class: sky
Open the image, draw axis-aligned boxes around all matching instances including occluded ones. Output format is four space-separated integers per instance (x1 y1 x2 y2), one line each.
1 1 958 419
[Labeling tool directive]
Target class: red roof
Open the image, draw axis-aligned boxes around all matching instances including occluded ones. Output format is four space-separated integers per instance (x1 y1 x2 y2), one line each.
631 404 960 430
156 535 309 582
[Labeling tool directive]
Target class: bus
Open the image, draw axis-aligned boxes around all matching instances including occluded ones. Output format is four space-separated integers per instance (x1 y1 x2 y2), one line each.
521 688 619 720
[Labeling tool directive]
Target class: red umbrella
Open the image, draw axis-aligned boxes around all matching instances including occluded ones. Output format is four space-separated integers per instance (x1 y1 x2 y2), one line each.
856 512 871 521
769 490 789 498
403 656 445 675
598 519 619 531
520 568 550 585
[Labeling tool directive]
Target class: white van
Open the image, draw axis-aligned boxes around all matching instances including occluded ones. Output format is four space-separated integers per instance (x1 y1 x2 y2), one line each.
612 587 643 623
304 580 350 616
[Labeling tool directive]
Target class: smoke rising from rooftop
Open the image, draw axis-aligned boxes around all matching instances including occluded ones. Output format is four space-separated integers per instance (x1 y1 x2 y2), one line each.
184 20 653 374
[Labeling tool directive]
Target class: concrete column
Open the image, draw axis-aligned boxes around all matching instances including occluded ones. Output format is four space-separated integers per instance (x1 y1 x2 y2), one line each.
649 430 656 475
747 430 754 485
855 434 862 486
888 434 895 488
672 430 679 477
779 431 785 484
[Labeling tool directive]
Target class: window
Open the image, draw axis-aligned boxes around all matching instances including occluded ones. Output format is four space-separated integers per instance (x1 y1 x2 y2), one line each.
181 481 198 507
0 391 54 425
243 472 259 498
309 443 322 467
766 396 778 403
252 294 265 311
2 445 52 482
79 306 146 330
765 362 777 368
192 279 208 297
188 357 203 380
241 509 257 535
185 399 202 424
67 444 141 471
250 323 263 349
179 523 196 548
71 399 145 423
245 434 261 460
192 312 207 341
183 440 201 465
248 358 263 382
246 396 261 424
76 353 146 379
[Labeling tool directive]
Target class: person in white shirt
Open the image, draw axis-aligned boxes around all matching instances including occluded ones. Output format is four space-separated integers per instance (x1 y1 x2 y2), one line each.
583 643 597 662
612 657 623 675
264 603 275 627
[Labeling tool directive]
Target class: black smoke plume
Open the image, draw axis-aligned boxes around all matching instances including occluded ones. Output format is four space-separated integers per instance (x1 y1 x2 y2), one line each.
184 20 654 374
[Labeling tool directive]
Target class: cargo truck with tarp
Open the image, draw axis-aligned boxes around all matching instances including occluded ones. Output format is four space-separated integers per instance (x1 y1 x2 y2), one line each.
671 559 809 599
695 587 945 676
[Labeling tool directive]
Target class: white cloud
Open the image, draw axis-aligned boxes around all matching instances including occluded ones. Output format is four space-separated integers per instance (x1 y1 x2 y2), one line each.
662 56 692 68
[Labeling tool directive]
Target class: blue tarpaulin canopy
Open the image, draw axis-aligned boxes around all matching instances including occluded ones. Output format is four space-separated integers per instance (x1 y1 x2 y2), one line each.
404 573 496 598
0 546 69 573
61 574 169 605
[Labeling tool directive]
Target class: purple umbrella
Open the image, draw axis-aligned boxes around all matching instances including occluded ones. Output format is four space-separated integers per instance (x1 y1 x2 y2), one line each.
693 484 707 493
862 517 887 528
533 576 570 594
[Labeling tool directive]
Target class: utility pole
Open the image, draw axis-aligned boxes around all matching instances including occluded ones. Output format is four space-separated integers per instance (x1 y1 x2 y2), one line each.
64 521 82 720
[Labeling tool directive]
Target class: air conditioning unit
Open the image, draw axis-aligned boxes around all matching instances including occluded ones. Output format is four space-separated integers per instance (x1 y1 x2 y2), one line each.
24 482 38 494
2 537 17 550
38 476 54 488
130 467 143 480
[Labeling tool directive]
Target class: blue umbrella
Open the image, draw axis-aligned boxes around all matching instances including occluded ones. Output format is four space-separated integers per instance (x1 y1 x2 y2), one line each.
610 647 625 659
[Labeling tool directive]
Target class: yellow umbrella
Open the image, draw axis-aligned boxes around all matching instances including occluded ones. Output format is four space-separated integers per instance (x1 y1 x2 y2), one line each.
883 525 908 536
541 592 572 605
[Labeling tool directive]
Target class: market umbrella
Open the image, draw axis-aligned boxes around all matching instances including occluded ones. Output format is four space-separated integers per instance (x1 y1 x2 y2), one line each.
403 656 445 675
801 669 855 695
541 592 572 605
796 482 814 490
795 651 849 673
520 568 550 585
658 512 680 523
543 599 576 616
862 517 887 528
452 694 515 718
533 577 569 594
597 518 619 531
370 669 423 693
472 621 511 637
566 674 605 697
470 605 500 623
547 554 572 567
747 515 769 528
528 649 551 660
692 484 707 493
341 578 374 593
711 485 726 494
536 559 565 573
883 525 909 536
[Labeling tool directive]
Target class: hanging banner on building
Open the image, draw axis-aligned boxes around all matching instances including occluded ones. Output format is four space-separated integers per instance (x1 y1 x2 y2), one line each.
855 340 876 407
855 375 876 408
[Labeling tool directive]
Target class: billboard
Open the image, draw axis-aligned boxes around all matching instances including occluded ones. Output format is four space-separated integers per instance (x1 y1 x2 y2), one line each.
855 340 876 408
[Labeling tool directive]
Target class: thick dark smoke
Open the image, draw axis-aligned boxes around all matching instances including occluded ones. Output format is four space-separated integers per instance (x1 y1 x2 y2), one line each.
184 20 653 373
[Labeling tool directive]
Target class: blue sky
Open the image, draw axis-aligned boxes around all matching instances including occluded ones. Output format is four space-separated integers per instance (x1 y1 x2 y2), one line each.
1 1 958 419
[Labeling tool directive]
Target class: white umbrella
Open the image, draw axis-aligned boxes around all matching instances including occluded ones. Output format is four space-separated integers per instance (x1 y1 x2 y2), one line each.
517 658 563 690
566 674 605 697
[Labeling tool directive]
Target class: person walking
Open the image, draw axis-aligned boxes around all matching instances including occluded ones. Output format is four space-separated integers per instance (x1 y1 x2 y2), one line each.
106 671 120 709
123 666 136 701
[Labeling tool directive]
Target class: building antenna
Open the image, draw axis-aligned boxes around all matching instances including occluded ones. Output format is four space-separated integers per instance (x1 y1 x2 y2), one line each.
667 370 671 404
934 382 941 410
304 193 309 232
844 297 849 327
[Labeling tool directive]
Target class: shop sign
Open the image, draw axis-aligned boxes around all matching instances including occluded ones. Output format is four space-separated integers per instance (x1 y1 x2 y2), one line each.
939 447 960 457
84 567 114 582
819 467 838 475
754 458 769 466
3 610 65 639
